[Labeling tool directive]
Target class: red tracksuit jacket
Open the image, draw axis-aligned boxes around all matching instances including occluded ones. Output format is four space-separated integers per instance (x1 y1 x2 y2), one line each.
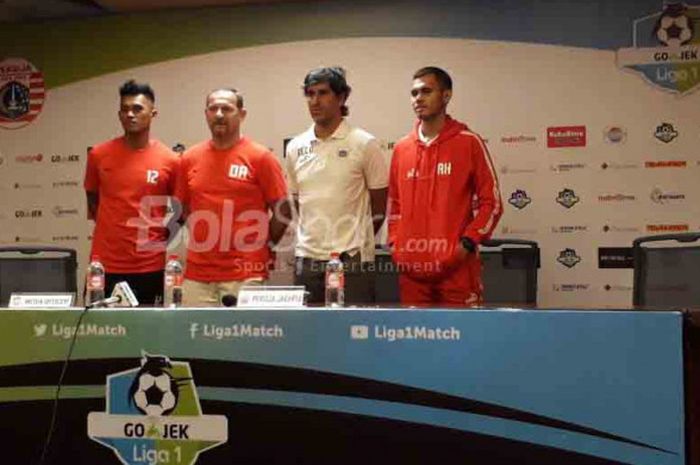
388 116 502 280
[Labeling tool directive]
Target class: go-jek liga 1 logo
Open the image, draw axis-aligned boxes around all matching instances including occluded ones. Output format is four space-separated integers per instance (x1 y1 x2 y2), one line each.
617 2 700 94
87 353 227 465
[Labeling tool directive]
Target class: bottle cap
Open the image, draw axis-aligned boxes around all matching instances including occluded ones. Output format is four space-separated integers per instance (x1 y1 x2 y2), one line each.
330 252 340 258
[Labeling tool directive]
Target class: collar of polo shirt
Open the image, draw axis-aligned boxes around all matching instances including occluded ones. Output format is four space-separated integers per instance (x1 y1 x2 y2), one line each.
309 118 351 142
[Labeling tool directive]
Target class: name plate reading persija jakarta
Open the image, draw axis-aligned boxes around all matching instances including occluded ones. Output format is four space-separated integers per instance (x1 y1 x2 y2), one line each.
236 286 306 308
9 293 75 309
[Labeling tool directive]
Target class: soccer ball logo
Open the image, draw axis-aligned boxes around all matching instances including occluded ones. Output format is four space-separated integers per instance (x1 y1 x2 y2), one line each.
557 248 581 268
556 188 580 209
654 3 695 47
128 354 188 417
508 189 532 210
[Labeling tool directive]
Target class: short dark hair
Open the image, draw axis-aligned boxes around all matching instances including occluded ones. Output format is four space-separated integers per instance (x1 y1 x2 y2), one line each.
303 67 351 116
207 87 244 109
413 66 453 90
119 79 155 103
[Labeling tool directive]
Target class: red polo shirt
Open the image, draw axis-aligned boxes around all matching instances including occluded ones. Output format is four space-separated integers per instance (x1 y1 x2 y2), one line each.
175 137 287 281
84 138 179 273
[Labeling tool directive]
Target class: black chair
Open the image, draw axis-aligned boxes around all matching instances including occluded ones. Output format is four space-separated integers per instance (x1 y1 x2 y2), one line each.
632 232 700 308
0 246 78 306
480 239 540 306
374 247 400 304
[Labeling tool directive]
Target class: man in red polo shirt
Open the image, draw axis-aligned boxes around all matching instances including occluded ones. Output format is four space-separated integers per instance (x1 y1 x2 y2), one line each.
84 80 179 305
175 88 291 306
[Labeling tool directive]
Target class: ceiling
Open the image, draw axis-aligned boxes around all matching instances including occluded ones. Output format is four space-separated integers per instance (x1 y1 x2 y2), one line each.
0 0 310 23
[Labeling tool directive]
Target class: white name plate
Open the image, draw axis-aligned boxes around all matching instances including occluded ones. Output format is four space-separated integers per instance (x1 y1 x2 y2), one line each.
237 286 306 308
9 293 75 309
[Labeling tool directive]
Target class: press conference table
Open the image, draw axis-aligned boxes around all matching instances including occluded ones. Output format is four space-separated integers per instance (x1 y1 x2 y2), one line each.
0 307 697 465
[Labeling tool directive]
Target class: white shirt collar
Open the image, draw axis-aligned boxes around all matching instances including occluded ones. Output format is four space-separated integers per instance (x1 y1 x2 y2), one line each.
307 118 350 142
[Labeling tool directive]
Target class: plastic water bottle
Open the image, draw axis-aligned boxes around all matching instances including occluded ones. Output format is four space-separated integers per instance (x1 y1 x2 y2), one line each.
164 255 183 308
325 252 345 308
86 256 105 307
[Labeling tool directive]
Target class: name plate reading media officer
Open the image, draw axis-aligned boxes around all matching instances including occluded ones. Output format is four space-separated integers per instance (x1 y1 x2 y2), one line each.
237 286 306 308
9 293 74 309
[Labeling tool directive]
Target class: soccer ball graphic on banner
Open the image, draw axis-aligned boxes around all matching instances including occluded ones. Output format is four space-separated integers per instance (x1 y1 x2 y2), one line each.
654 4 695 47
89 353 228 465
128 355 180 416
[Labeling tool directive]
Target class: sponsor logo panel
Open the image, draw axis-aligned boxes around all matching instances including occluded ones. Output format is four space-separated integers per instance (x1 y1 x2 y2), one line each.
650 187 685 204
499 165 537 175
14 153 43 164
598 247 635 269
547 125 586 148
646 223 689 232
556 188 580 209
617 3 700 95
604 126 627 144
52 206 79 218
551 225 588 234
602 224 641 233
600 162 639 170
88 354 227 465
552 283 590 292
508 189 532 210
598 193 636 202
557 248 582 268
53 180 80 188
550 163 587 173
500 135 537 144
51 154 81 163
645 160 686 168
500 226 538 235
15 208 42 219
13 182 42 190
654 122 679 143
604 284 634 292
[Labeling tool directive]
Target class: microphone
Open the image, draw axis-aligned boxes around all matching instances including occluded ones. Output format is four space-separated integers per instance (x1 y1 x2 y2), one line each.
88 295 121 308
88 281 139 308
221 294 237 307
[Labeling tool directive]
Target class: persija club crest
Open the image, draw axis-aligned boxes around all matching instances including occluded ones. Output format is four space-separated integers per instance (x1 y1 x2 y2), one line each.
0 57 46 129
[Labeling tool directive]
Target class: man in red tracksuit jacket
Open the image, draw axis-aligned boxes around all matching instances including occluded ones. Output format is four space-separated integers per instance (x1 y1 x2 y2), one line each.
388 66 502 306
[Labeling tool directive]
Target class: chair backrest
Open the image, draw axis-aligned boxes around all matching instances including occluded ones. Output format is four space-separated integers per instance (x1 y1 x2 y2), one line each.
480 239 540 306
374 248 399 304
632 233 700 308
0 246 78 306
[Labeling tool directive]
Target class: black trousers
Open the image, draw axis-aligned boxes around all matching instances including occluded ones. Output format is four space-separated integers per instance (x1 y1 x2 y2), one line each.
105 270 165 306
294 253 375 306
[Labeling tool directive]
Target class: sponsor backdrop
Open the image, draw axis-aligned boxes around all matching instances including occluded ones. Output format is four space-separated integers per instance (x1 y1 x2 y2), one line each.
1 0 699 306
0 309 685 464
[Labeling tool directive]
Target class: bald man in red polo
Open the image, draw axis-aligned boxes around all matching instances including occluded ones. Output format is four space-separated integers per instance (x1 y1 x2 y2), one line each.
175 88 291 307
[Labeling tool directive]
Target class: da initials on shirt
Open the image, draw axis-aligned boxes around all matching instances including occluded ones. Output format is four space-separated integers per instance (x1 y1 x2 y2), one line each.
146 170 159 184
437 162 452 176
229 163 250 180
